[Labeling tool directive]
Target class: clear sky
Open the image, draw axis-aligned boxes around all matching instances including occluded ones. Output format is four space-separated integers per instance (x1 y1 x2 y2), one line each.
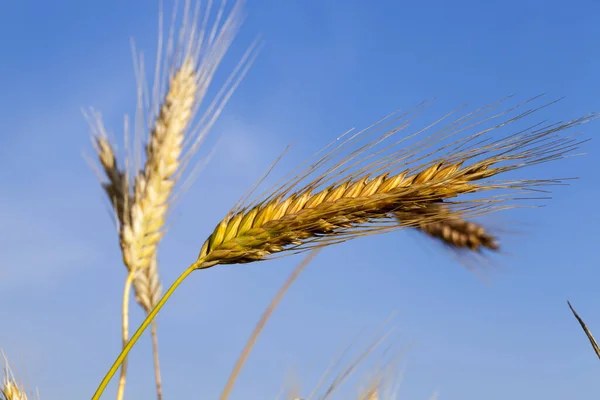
1 0 599 399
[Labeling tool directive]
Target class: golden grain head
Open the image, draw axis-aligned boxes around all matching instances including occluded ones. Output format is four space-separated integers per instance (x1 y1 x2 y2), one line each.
1 381 28 400
193 97 595 269
124 57 199 272
1 352 30 400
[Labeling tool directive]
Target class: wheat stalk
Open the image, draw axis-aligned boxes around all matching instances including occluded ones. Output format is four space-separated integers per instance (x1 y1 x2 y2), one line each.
88 1 256 398
117 61 198 400
92 131 139 399
92 97 596 399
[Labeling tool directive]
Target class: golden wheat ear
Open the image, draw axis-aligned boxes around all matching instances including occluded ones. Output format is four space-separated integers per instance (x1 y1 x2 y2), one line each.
195 97 595 269
92 97 597 399
1 351 34 400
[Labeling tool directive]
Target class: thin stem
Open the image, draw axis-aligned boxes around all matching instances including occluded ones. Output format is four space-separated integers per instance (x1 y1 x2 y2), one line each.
93 263 198 400
150 320 163 400
219 249 320 400
116 272 135 400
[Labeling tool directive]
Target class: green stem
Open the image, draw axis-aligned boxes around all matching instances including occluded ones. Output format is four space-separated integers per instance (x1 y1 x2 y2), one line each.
92 263 197 400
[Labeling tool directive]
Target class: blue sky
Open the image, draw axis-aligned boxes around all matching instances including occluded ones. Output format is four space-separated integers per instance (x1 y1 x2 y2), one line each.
1 0 599 399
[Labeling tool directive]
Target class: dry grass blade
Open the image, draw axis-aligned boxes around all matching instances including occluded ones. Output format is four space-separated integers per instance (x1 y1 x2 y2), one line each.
567 301 600 360
194 97 594 269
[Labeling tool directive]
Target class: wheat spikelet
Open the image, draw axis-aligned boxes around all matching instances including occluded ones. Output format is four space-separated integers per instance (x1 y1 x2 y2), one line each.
196 160 473 265
1 352 31 400
418 217 498 251
123 58 197 273
361 389 379 400
192 97 593 270
134 256 163 313
94 136 130 226
1 381 28 400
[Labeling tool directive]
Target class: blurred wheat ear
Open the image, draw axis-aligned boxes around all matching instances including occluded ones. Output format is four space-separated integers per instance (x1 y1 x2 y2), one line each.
567 301 600 359
1 351 35 400
87 0 258 398
399 202 499 252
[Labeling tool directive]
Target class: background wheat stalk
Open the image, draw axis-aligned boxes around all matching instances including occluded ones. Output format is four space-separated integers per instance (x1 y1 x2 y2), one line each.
92 95 596 399
88 0 257 398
